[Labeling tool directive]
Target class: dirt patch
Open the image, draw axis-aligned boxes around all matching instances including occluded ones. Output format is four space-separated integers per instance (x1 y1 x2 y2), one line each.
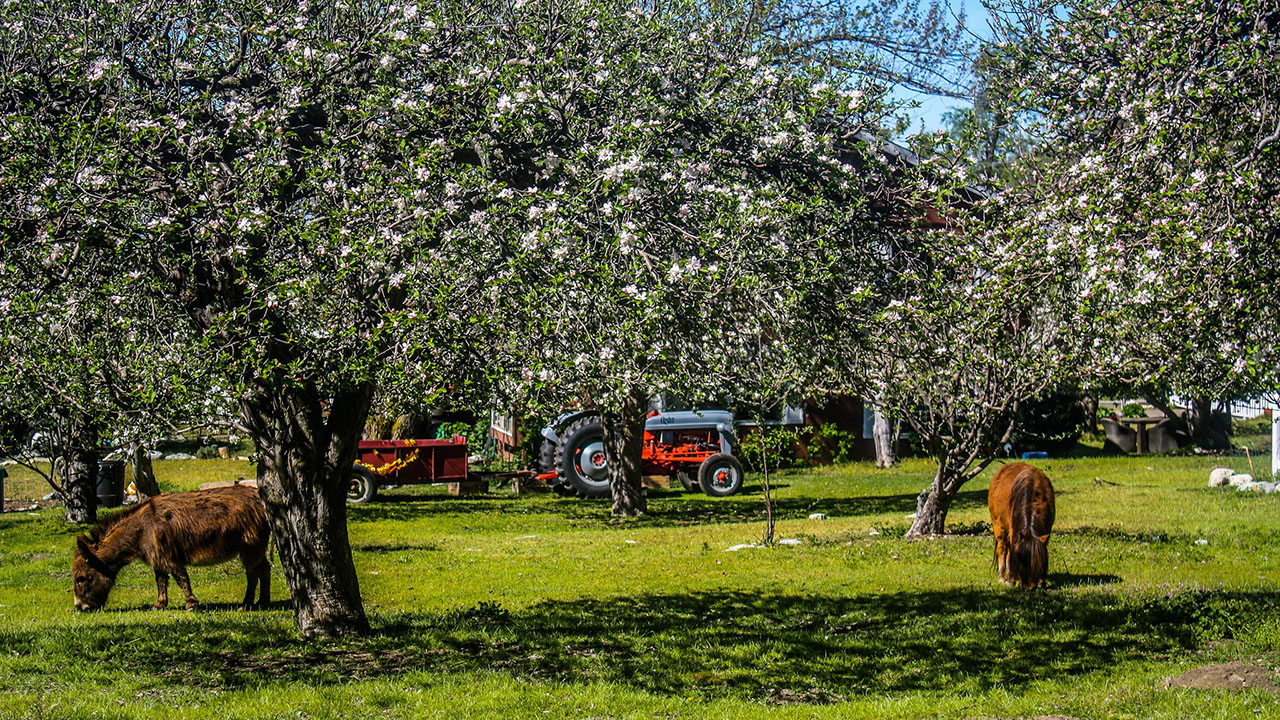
1161 663 1279 692
764 687 844 706
2 499 58 513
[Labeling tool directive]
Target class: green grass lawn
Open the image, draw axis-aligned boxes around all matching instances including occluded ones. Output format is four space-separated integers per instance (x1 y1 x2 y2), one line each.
1 454 1278 719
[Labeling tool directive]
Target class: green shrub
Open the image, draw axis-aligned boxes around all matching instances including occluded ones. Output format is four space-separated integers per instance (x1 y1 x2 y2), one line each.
1121 402 1147 418
1013 391 1086 453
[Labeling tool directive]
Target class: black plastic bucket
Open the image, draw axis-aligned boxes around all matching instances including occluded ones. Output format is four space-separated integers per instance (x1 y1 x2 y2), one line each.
96 460 126 508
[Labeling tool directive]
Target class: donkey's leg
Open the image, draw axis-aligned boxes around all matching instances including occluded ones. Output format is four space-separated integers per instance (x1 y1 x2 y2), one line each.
172 567 199 610
240 557 259 610
153 569 170 610
258 558 271 606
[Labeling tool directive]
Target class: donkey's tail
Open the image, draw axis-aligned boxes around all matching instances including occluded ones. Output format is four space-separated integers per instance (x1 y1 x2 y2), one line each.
1009 473 1049 588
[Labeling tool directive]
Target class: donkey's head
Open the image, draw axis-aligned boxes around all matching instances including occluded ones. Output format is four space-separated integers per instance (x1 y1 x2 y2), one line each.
72 536 116 611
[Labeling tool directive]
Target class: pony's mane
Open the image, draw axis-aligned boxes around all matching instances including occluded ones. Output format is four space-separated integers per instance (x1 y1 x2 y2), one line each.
80 502 148 544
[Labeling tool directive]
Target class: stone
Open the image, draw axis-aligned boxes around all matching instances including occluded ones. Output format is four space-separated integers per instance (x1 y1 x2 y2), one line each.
1228 473 1254 487
808 512 827 520
725 543 762 552
777 538 802 546
1160 663 1279 693
164 452 195 460
1208 468 1235 487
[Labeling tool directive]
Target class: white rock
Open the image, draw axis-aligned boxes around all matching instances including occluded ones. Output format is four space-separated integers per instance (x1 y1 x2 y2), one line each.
148 451 165 460
624 540 638 544
1208 468 1235 487
868 529 881 536
777 538 802 546
165 452 195 460
808 512 827 520
1228 473 1254 488
905 513 918 519
725 543 762 552
1194 539 1208 545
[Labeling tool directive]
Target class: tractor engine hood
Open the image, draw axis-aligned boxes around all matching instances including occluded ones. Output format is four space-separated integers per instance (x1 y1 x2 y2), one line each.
643 410 736 433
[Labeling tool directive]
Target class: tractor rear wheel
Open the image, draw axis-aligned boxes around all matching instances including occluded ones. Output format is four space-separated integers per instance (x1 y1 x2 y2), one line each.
554 416 611 499
697 454 743 497
539 437 576 496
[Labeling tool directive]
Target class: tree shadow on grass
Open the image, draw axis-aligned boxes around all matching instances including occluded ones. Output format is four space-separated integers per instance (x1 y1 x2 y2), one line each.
1046 572 1123 588
11 587 1272 703
348 490 990 529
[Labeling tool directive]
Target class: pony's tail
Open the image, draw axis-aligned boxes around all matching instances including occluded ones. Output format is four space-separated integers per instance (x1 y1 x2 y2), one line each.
1008 474 1049 588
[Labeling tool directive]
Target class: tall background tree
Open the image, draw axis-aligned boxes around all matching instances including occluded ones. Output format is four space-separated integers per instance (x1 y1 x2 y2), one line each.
0 254 202 523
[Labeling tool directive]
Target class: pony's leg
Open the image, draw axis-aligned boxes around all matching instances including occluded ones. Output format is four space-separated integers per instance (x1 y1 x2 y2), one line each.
171 567 199 609
994 534 1012 585
153 570 170 610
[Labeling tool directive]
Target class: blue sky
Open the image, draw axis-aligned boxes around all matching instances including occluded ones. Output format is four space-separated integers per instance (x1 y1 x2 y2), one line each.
892 0 990 133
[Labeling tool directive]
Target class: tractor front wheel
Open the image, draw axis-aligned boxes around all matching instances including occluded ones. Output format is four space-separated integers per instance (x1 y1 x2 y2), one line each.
697 454 743 497
676 470 700 493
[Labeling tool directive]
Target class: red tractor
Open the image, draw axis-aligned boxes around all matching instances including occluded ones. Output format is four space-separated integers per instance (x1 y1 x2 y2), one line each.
536 409 744 498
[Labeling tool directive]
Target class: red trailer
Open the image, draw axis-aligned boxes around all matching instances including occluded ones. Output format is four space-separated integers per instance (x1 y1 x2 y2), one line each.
348 436 471 503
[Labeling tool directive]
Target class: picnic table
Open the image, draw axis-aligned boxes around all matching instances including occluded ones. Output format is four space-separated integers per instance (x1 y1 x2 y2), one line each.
1117 416 1166 454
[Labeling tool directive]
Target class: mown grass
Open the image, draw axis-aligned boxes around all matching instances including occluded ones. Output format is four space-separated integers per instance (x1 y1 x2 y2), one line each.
1 454 1278 719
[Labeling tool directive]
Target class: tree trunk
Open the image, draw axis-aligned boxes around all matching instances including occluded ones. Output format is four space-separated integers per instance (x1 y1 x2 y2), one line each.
1080 393 1099 436
1187 395 1231 450
62 434 98 525
873 401 896 468
243 382 374 638
130 443 160 499
601 388 648 518
906 453 967 537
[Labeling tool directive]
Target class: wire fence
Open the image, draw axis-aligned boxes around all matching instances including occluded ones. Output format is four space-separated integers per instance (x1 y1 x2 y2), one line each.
1 464 55 505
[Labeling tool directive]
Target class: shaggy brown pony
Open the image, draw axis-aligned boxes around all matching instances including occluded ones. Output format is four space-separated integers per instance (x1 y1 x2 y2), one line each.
988 462 1055 589
72 484 270 611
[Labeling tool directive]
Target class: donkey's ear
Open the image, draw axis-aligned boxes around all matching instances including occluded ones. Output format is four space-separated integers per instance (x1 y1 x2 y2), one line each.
1038 534 1051 545
76 536 95 558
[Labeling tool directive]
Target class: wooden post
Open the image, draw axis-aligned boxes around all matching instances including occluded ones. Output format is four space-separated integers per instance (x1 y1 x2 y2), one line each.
1271 411 1279 479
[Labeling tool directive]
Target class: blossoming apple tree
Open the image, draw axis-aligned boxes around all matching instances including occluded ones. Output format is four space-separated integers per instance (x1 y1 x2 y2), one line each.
985 0 1280 431
444 5 910 517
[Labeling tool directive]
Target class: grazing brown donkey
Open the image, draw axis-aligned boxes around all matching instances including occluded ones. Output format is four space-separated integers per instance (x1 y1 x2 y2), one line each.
988 462 1055 589
72 484 270 611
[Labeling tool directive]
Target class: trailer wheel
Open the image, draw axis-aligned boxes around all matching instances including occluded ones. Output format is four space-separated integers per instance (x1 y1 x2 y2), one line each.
676 470 700 493
554 416 611 499
347 466 378 504
697 454 743 497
